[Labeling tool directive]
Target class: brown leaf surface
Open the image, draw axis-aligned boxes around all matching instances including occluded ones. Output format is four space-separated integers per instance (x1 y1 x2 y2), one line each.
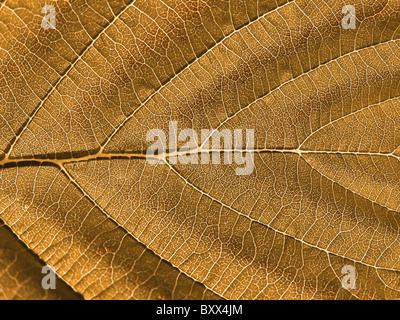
1 0 400 299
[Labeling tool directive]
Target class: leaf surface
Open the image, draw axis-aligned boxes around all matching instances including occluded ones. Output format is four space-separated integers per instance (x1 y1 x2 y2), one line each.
1 0 400 299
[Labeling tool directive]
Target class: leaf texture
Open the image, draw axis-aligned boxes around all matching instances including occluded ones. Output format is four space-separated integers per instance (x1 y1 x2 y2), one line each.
1 0 400 299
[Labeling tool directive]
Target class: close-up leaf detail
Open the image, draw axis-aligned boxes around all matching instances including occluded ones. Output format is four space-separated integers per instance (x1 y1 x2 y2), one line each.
0 0 400 300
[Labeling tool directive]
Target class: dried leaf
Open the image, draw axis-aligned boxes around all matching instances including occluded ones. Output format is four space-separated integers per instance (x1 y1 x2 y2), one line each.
1 0 400 299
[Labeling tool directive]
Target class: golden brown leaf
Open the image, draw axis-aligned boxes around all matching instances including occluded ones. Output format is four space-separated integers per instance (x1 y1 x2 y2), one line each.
1 0 400 300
